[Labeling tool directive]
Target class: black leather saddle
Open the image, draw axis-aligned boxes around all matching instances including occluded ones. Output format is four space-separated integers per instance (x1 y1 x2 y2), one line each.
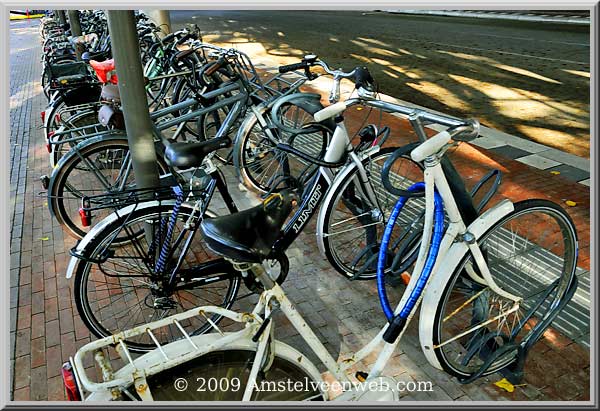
201 190 297 263
164 137 231 168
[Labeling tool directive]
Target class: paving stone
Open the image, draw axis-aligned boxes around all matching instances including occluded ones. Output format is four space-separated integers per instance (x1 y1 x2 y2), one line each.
516 153 561 170
487 145 532 159
546 164 590 183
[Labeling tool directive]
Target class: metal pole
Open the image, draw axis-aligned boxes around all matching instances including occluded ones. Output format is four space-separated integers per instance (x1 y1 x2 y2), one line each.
67 10 82 36
143 10 171 38
106 10 160 193
56 10 67 26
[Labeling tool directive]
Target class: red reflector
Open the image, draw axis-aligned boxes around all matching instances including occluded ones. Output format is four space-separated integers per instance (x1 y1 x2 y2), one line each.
55 113 61 123
46 143 51 153
79 208 91 227
61 362 82 401
40 111 46 122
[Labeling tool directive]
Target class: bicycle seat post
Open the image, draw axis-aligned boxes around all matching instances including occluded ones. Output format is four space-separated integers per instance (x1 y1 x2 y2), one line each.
231 260 276 291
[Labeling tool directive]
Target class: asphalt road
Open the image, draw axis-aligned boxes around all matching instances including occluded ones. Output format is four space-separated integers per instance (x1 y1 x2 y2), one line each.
171 11 590 158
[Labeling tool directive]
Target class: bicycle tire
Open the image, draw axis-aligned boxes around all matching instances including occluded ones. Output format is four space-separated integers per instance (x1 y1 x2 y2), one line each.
320 147 425 280
431 199 578 379
73 203 241 352
48 136 169 240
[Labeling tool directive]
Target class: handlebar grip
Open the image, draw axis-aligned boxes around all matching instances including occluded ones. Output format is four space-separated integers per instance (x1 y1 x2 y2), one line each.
138 27 152 37
278 61 307 73
204 56 227 76
314 101 348 122
175 32 193 45
411 130 452 162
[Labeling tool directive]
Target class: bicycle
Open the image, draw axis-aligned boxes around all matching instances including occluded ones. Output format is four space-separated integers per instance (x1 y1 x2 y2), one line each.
65 89 578 400
46 47 330 240
63 63 424 352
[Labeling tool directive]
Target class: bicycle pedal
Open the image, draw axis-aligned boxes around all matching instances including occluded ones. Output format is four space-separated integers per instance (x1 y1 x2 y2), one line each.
355 371 369 382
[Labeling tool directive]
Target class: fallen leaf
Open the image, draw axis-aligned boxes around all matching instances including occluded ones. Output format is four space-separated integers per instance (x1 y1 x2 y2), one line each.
550 171 561 175
39 237 50 241
565 200 577 207
356 107 363 111
494 378 515 392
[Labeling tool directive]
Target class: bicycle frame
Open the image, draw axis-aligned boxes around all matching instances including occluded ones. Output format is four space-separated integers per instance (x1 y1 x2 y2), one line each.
273 128 383 254
68 98 530 402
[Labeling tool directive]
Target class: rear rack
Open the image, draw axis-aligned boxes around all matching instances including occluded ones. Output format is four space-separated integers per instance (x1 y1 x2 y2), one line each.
79 184 186 214
72 305 259 399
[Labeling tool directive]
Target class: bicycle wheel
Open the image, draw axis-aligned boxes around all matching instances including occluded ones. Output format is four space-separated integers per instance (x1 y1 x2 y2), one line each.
44 97 67 139
51 108 107 166
125 349 323 400
235 105 331 194
49 136 168 240
320 147 425 280
74 204 241 352
432 199 578 379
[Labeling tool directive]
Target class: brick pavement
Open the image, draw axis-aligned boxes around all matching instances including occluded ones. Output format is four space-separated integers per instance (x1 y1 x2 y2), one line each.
9 19 590 401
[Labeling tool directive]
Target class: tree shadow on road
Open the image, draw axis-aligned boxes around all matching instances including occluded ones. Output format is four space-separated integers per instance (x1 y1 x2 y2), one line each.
173 11 590 157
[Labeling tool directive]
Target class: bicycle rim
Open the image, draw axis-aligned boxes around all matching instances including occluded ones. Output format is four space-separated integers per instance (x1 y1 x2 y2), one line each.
75 205 241 352
433 200 577 378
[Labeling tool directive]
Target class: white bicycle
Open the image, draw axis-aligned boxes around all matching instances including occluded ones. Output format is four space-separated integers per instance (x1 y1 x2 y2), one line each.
64 72 578 402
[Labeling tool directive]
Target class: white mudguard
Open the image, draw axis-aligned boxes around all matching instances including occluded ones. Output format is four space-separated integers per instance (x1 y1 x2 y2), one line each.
418 199 514 370
315 146 380 259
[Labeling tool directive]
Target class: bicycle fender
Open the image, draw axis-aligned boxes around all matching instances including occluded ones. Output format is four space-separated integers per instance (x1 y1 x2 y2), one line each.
315 146 380 259
418 199 515 370
270 92 336 133
65 200 179 279
43 94 64 138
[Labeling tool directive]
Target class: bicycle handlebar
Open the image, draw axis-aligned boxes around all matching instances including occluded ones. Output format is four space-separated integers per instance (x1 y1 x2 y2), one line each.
278 61 308 73
278 55 375 103
411 122 480 162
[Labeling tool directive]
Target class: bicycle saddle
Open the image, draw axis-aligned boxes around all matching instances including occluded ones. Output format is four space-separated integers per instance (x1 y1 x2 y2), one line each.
200 190 297 263
164 137 231 169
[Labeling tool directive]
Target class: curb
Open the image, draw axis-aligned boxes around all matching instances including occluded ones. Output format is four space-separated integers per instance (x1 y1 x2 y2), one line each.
383 10 590 25
9 14 44 21
382 96 591 187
